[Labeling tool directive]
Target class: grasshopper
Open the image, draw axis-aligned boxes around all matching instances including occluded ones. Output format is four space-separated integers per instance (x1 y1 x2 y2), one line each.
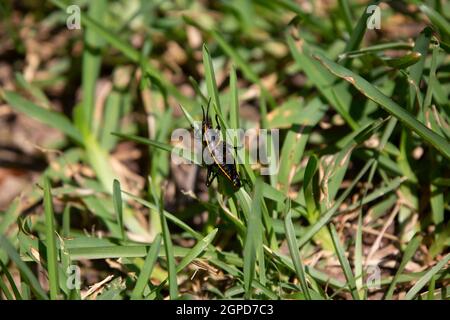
200 99 242 189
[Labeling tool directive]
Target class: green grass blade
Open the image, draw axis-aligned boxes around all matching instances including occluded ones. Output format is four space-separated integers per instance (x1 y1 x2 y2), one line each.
424 44 439 113
145 229 217 298
62 205 71 238
229 65 239 129
427 275 436 300
419 4 450 38
384 235 422 300
202 44 221 113
82 0 106 131
329 224 360 300
83 132 118 194
284 201 311 300
159 192 178 299
0 235 48 300
112 179 125 241
355 159 378 298
176 228 218 272
43 177 60 300
130 234 161 300
179 103 199 131
340 42 414 59
338 0 353 34
210 31 259 85
188 76 209 105
113 132 173 152
0 277 13 299
303 154 319 216
112 132 200 165
2 90 83 144
382 52 422 69
297 158 375 248
314 52 450 160
0 259 22 300
408 27 432 111
0 198 21 236
341 0 380 67
354 210 364 297
14 72 50 108
277 125 311 194
243 180 263 299
404 253 450 300
287 36 358 130
274 0 333 39
100 90 123 150
210 30 275 108
50 0 192 108
123 191 205 241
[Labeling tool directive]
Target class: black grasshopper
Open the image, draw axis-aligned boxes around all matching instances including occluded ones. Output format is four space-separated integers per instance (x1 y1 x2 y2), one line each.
200 99 242 189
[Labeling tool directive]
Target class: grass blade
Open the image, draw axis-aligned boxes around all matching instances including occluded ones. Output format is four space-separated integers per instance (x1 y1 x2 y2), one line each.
419 4 450 38
297 158 375 248
112 132 200 165
354 210 364 297
176 229 218 273
145 229 218 297
50 0 192 108
130 234 161 300
112 179 125 241
408 27 432 111
43 177 60 300
341 0 380 67
384 235 422 299
82 0 106 131
287 35 358 130
0 273 13 299
243 180 263 298
159 192 178 299
338 0 353 34
83 132 118 194
229 65 239 129
210 30 275 107
0 235 48 300
404 253 450 300
0 259 22 300
202 44 221 113
179 103 199 131
2 90 83 144
329 224 360 300
382 52 422 69
284 201 311 300
314 52 450 160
